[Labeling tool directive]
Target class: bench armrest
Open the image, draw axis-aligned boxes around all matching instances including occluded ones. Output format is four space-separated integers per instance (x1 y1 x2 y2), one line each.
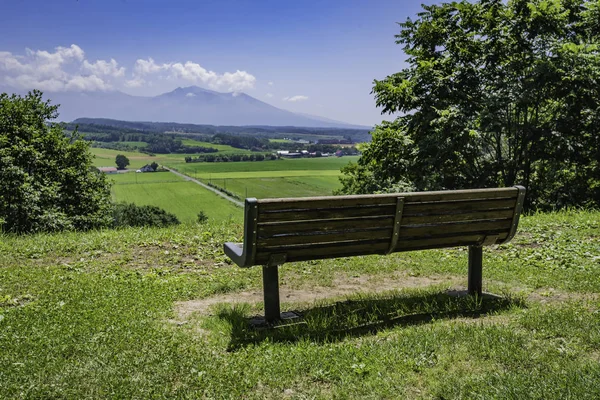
223 242 253 268
223 198 259 268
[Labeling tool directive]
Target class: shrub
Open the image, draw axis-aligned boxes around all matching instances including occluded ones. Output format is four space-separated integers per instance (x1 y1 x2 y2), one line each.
112 203 180 228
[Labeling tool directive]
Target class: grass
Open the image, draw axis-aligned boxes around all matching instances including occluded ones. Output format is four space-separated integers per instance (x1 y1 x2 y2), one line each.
205 176 342 198
173 156 359 175
175 156 356 198
1 210 599 398
111 177 241 222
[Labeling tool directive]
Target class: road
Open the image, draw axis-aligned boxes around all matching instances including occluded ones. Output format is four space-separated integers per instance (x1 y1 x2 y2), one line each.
164 167 244 208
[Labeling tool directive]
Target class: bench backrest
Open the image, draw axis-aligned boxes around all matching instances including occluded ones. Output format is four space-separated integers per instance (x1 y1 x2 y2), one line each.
227 186 525 267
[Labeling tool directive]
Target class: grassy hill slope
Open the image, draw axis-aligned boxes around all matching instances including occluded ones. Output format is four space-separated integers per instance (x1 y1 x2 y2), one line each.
1 211 599 398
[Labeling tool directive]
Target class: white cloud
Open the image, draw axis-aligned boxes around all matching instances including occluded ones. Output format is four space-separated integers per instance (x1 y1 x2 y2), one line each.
0 44 257 94
266 93 273 98
65 74 110 91
132 58 256 92
283 95 308 102
82 58 125 77
0 44 115 92
185 92 196 97
133 57 168 76
268 81 273 86
124 76 145 88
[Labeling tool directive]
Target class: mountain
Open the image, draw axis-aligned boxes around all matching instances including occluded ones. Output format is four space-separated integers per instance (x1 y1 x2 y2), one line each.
9 86 370 129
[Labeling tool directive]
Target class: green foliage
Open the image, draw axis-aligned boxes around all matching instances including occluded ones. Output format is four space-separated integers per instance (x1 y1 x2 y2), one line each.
115 154 130 170
341 0 600 210
197 210 209 223
112 202 180 228
0 91 113 234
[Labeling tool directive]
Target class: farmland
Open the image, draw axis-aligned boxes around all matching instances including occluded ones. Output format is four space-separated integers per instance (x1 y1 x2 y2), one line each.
176 156 359 199
92 144 358 214
109 172 241 222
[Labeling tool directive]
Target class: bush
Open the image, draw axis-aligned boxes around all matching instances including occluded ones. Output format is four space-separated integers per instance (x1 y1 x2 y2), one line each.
112 203 180 228
197 211 209 224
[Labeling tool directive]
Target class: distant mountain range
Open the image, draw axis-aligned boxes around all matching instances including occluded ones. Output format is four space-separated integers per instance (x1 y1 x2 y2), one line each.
2 85 370 129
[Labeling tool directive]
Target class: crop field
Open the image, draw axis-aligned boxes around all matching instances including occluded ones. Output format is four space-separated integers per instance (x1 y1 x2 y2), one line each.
208 176 342 199
2 210 599 398
110 171 240 222
180 139 253 155
173 156 357 198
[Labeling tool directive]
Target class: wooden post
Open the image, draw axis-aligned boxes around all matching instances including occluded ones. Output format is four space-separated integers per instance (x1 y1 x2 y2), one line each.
468 246 483 296
262 265 281 323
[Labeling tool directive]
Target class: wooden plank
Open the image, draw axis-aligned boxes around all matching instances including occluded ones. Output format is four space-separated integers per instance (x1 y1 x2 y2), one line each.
398 219 512 239
258 216 394 237
255 240 390 264
258 228 392 247
394 233 508 252
402 198 516 216
257 187 518 212
401 209 515 225
258 204 396 223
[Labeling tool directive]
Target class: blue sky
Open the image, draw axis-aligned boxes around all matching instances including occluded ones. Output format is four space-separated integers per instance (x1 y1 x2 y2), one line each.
0 0 435 126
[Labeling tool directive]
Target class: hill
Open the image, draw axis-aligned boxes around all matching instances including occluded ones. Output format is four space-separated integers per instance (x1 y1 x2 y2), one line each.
35 86 372 129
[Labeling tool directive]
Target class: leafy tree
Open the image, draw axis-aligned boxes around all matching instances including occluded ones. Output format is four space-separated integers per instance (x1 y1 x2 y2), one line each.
339 0 600 210
150 161 159 171
0 91 113 233
115 154 130 170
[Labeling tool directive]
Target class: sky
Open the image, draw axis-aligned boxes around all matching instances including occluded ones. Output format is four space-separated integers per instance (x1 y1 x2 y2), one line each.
0 0 436 126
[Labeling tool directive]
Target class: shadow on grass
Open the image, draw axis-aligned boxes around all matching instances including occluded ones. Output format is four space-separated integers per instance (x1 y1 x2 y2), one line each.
216 290 526 351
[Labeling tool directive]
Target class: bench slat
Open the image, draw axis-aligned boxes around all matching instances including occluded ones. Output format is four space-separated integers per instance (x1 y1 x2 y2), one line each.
258 227 393 247
258 187 519 212
402 198 516 216
399 219 512 239
255 240 390 264
258 204 397 223
258 216 394 236
401 209 515 225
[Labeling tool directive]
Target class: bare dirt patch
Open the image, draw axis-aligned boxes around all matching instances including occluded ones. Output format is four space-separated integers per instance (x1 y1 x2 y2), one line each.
173 273 463 322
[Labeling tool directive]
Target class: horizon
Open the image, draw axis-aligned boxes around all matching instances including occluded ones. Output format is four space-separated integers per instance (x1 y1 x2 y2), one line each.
0 0 444 126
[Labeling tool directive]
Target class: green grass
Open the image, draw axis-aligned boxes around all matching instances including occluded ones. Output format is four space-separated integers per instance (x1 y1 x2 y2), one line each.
173 156 359 175
1 210 599 398
180 139 253 155
111 180 241 222
90 147 157 169
205 175 342 198
109 171 185 184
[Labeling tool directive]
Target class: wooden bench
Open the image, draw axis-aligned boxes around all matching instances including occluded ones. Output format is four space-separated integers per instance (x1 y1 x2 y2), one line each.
224 186 526 322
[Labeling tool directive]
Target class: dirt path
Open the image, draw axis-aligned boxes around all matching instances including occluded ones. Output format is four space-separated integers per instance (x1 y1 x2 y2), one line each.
165 167 244 207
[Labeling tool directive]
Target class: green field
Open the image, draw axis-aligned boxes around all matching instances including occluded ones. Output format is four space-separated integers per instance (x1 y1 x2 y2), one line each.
175 156 357 198
180 139 253 155
174 156 359 175
2 210 599 398
205 176 342 198
109 171 240 222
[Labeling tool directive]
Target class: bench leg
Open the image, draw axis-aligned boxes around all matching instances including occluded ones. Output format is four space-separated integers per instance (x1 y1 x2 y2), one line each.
468 246 483 296
262 265 281 323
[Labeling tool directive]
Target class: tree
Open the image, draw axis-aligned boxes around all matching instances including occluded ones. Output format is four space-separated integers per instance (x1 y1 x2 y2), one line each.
115 154 130 170
150 161 159 171
0 91 113 233
339 0 600 210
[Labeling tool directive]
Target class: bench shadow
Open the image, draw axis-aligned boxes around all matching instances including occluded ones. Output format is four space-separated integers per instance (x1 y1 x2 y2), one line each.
216 290 526 351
